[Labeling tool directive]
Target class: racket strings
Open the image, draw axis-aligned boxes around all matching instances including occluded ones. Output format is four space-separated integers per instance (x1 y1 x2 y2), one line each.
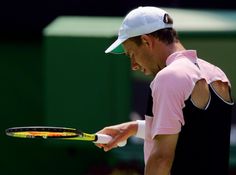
6 127 83 139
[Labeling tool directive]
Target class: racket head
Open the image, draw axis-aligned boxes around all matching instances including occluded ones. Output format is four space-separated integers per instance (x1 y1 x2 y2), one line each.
5 126 82 139
6 126 127 146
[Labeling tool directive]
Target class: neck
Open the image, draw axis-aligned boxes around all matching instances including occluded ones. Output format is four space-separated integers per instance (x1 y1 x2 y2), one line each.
166 42 185 57
160 42 185 67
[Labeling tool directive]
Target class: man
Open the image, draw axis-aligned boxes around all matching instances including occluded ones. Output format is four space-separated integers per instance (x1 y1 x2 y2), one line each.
97 6 234 175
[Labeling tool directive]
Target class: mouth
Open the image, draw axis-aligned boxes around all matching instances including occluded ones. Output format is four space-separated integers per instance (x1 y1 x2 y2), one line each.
141 68 149 75
141 67 153 76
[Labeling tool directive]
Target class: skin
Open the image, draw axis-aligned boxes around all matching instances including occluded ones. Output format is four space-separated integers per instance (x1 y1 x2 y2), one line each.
124 34 185 76
96 34 232 175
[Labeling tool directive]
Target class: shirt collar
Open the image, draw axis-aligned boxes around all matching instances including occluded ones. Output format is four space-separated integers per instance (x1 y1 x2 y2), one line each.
166 50 198 66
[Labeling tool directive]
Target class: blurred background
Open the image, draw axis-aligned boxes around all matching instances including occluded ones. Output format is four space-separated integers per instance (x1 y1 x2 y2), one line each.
1 0 236 175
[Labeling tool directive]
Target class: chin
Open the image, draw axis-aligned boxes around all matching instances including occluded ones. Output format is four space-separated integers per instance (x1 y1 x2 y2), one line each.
141 69 154 76
144 72 153 76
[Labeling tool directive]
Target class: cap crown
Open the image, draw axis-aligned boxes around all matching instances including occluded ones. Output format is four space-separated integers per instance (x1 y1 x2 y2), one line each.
105 6 173 54
119 6 172 39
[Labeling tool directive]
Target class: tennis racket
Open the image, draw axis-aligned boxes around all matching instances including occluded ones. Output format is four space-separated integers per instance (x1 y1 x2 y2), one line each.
5 126 127 147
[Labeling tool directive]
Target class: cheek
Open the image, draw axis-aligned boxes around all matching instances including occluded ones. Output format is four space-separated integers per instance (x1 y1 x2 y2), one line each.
138 53 149 66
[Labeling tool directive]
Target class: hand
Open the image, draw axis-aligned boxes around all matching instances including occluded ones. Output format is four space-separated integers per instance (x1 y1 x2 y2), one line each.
96 121 138 151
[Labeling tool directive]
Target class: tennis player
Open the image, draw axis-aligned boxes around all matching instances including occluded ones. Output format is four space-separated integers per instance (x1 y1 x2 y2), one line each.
97 6 234 175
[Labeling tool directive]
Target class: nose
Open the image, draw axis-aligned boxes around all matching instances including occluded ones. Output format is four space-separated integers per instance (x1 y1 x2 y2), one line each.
132 63 140 71
131 59 139 71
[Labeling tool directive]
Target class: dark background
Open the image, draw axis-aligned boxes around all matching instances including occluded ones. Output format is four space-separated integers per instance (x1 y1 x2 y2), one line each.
1 1 236 175
1 0 236 39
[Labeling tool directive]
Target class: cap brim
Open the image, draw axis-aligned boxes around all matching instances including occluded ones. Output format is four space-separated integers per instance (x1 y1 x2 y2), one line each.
105 38 126 54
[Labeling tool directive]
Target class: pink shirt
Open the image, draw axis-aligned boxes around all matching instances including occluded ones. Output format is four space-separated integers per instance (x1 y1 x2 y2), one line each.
144 50 230 163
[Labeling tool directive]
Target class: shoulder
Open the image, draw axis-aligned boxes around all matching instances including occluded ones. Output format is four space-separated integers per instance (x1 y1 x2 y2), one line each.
152 64 192 88
151 63 197 100
197 59 230 84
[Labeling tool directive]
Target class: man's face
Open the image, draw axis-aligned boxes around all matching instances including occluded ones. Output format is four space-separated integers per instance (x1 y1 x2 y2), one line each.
123 38 157 76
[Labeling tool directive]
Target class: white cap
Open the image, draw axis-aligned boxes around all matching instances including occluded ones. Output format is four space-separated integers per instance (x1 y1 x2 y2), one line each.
105 6 173 54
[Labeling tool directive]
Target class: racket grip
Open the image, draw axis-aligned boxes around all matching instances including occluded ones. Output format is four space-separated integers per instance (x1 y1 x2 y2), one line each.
95 134 127 147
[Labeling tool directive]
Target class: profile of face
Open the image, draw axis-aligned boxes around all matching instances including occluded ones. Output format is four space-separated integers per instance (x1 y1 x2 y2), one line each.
123 36 160 76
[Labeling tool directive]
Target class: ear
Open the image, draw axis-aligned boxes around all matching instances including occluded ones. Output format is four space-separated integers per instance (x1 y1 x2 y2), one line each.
140 34 154 49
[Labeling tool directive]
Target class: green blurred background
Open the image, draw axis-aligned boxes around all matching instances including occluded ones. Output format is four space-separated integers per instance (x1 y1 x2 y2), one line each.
1 7 236 175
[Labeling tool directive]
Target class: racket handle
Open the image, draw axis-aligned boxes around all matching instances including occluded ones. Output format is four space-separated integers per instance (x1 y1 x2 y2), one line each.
95 134 127 147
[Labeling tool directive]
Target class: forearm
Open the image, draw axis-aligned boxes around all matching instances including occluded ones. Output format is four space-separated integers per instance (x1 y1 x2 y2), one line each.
115 119 145 139
122 120 139 137
144 134 178 175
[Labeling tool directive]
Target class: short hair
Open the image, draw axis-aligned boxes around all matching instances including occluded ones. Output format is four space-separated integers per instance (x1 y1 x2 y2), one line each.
130 28 179 46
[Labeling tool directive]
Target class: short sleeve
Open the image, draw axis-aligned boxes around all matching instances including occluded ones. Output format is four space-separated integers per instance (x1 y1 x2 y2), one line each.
150 68 193 138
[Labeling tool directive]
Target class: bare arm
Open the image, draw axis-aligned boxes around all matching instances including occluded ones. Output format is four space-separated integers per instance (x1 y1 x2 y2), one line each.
96 121 138 151
145 134 179 175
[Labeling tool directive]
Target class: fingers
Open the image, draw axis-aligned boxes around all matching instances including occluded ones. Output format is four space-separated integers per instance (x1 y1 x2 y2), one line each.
94 133 122 152
95 138 119 152
94 121 137 151
95 143 114 152
103 136 120 151
95 143 103 149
